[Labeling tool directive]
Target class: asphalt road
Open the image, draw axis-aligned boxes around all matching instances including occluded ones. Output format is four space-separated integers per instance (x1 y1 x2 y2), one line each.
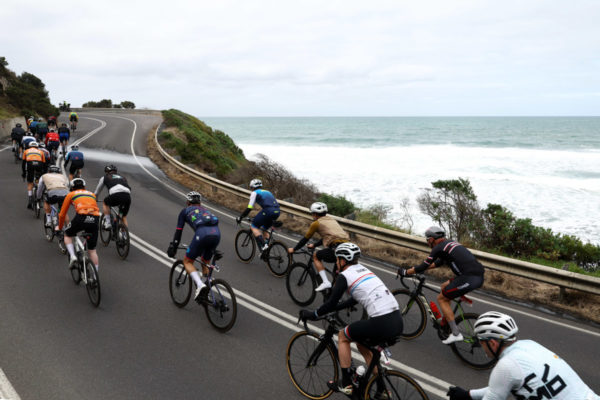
1 112 598 400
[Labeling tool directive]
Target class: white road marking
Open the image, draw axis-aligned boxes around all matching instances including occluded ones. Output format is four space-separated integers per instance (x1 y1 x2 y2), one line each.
0 368 21 400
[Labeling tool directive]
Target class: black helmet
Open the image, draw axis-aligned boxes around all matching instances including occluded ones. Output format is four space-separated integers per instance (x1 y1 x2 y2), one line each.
16 123 22 128
105 164 117 173
425 226 445 239
48 165 61 173
71 145 79 150
186 191 202 204
61 123 67 127
70 178 85 190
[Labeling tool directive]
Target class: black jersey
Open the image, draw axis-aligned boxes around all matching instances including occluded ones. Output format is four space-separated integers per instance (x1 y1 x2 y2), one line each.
418 239 484 276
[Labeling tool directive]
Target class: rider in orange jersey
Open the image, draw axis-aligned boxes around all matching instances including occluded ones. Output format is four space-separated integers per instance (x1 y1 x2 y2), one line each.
58 178 101 272
22 142 46 208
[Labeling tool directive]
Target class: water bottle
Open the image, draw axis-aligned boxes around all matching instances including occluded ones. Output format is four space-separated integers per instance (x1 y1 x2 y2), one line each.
430 301 442 320
356 365 366 377
352 365 366 387
380 348 391 365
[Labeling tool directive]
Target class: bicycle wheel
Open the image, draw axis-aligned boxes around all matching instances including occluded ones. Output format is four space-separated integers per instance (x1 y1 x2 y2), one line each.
70 260 81 284
450 312 496 370
34 199 41 219
57 232 67 255
204 278 237 333
99 214 111 246
43 219 55 242
169 260 192 307
266 241 290 277
234 229 255 263
286 331 338 400
115 223 130 259
364 369 429 400
85 260 101 307
392 289 427 339
286 262 317 306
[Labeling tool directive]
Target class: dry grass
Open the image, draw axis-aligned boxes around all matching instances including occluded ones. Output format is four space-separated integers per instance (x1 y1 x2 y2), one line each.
146 126 600 325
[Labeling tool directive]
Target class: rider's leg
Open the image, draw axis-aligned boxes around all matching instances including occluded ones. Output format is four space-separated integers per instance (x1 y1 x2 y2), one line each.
102 203 111 227
250 226 265 248
43 202 52 224
64 235 76 259
336 329 355 388
88 249 99 269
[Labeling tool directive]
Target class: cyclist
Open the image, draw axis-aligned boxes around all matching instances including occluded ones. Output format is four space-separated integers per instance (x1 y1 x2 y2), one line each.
94 164 132 229
235 178 281 257
287 202 350 292
11 123 25 154
22 141 46 208
37 165 69 228
29 118 39 137
20 131 36 160
48 115 57 128
299 243 401 398
398 226 485 345
58 178 100 272
64 145 84 180
26 116 35 128
37 143 51 173
36 117 48 141
58 123 71 152
69 111 79 129
167 191 220 302
45 129 60 161
447 311 599 400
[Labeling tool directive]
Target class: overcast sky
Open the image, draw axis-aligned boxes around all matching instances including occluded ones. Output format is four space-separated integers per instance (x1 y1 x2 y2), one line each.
3 0 599 116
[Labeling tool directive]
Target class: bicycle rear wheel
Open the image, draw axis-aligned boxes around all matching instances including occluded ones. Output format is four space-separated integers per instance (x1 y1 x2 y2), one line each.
204 278 237 333
43 219 55 242
169 260 192 307
115 222 130 259
85 260 101 307
364 369 429 400
234 229 255 263
450 312 496 370
266 241 290 277
393 289 427 339
286 331 338 400
286 262 317 306
99 214 111 246
57 232 67 255
34 198 41 219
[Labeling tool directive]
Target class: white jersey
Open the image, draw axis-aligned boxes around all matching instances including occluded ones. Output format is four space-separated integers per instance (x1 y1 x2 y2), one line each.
340 264 398 318
470 340 598 400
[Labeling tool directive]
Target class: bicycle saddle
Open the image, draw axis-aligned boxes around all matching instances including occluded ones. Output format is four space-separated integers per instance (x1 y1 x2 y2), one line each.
273 221 283 228
212 250 223 262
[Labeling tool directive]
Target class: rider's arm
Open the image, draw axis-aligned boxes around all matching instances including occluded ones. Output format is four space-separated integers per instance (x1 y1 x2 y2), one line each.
292 220 320 251
315 275 348 317
171 209 187 245
63 153 70 167
36 178 46 200
94 177 105 196
414 244 444 273
58 192 74 230
469 357 521 400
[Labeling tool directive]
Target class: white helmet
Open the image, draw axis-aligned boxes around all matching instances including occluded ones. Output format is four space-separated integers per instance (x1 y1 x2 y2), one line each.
335 242 360 262
29 141 39 148
474 311 518 341
310 202 328 214
249 179 263 189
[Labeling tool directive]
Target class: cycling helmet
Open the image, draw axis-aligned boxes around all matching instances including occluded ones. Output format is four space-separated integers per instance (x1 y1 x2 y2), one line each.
186 191 202 204
474 311 518 341
61 123 67 127
425 226 445 239
38 117 44 121
70 178 85 189
16 123 22 128
71 145 79 150
335 242 361 262
48 165 61 173
38 143 46 148
104 164 117 173
29 141 39 148
249 178 262 189
310 202 328 214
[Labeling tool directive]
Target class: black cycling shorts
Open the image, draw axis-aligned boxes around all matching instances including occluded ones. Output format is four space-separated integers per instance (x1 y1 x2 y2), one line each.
65 214 99 250
26 162 43 183
344 310 403 346
68 160 84 175
104 192 131 217
315 242 346 263
442 274 484 299
47 194 66 206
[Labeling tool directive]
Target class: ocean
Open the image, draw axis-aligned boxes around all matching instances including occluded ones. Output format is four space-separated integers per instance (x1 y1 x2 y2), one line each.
201 117 600 244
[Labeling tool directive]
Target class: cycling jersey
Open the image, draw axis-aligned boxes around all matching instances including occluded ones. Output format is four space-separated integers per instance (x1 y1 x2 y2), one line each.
45 131 60 144
29 121 38 133
23 148 45 163
11 126 25 141
247 189 279 210
69 113 78 121
317 263 398 318
37 173 69 201
58 189 100 230
58 127 70 140
94 173 131 196
470 340 598 400
64 151 84 169
416 239 484 276
172 205 220 261
21 135 36 148
293 215 349 251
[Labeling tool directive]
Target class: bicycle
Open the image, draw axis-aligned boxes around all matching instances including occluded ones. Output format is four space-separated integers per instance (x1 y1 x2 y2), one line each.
234 218 290 277
286 312 429 400
99 205 130 259
43 200 67 255
70 121 77 132
394 274 494 369
69 231 101 307
169 247 237 332
31 174 43 219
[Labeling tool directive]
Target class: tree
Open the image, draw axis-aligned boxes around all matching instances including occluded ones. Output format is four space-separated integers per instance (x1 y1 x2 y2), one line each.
120 101 135 109
417 178 480 241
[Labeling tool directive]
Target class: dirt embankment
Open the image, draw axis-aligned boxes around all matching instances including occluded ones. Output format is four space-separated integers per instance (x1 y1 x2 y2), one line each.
146 126 600 325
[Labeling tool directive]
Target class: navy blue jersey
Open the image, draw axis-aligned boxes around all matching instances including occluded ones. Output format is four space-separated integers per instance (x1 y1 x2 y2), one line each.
177 205 219 231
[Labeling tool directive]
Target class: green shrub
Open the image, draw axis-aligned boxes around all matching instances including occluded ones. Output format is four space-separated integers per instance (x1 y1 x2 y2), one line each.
316 193 355 217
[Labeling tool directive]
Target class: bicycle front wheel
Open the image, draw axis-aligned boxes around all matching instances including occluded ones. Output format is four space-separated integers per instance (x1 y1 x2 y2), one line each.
266 241 290 277
450 312 496 370
85 260 101 307
364 369 429 400
169 260 192 307
70 260 81 284
393 289 427 339
234 229 255 263
34 199 41 219
204 279 237 333
115 223 130 259
99 214 111 246
286 262 317 306
286 331 338 400
43 219 55 242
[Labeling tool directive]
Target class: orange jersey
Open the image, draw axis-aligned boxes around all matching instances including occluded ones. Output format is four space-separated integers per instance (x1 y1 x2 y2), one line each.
58 189 100 229
23 147 46 163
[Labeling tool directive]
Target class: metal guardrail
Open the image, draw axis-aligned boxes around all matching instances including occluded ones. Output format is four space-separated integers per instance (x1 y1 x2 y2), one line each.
153 124 600 296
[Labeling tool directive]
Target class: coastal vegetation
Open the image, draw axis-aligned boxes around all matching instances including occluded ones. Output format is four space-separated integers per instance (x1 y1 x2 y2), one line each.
0 57 58 118
82 99 136 108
